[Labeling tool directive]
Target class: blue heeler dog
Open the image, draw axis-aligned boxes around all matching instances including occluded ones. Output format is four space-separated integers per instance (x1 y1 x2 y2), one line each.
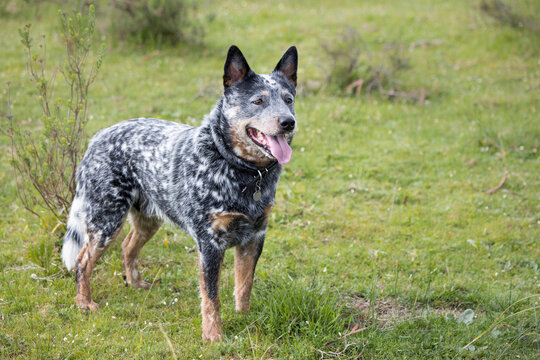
61 45 298 342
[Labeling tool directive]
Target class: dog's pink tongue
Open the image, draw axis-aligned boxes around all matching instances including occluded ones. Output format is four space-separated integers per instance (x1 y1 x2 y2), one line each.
266 135 292 165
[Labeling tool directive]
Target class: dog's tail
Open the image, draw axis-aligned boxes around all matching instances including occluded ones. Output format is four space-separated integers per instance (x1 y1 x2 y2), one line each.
62 196 87 271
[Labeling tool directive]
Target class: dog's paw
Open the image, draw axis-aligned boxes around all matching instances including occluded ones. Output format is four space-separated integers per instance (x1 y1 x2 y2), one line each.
235 302 250 312
76 298 100 311
132 279 161 290
202 329 223 343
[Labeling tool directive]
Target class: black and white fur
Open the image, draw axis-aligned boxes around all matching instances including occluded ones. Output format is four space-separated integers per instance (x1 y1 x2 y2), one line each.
62 45 298 342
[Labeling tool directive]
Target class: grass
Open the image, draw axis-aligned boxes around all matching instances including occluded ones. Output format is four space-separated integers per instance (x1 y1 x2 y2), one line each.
1 0 539 358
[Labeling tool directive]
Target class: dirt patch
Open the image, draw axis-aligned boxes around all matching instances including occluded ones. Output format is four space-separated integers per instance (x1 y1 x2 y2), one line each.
343 294 464 328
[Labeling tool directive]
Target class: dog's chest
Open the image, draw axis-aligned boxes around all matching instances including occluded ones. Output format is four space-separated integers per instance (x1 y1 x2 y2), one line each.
186 161 277 247
185 148 278 213
209 203 272 247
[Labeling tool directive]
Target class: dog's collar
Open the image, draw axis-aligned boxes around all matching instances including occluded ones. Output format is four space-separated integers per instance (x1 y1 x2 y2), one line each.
241 161 279 191
241 161 279 201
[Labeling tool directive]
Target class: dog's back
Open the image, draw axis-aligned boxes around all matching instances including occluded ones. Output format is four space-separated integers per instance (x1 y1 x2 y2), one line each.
62 118 193 269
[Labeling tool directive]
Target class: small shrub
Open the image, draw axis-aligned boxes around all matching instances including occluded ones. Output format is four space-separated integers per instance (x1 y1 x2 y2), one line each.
0 0 15 16
321 27 369 92
480 0 540 33
322 27 427 104
0 0 58 18
3 5 104 228
110 0 204 47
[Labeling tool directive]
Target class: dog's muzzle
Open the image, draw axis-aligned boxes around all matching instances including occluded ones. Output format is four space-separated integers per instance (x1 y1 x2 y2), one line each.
279 117 296 132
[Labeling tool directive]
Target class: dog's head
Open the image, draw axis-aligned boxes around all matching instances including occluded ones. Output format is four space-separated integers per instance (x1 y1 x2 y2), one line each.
220 45 298 167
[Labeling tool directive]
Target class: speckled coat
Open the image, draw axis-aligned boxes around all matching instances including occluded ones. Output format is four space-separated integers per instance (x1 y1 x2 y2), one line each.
61 45 298 342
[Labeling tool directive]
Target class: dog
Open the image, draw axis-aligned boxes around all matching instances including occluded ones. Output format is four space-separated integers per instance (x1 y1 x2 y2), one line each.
61 45 298 342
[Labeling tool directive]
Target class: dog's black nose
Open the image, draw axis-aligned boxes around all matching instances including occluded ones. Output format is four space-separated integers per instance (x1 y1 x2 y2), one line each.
279 117 296 131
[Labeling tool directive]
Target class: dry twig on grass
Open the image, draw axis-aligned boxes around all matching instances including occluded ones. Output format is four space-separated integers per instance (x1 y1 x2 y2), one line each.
382 87 426 105
30 273 54 281
409 39 443 50
485 170 508 194
345 78 364 95
159 323 177 360
324 324 368 347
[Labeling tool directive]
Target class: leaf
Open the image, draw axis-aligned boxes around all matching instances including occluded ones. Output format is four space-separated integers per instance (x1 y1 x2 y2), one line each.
457 309 475 325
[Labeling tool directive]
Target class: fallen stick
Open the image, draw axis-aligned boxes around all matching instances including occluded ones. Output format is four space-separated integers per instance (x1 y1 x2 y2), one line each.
486 170 508 195
158 323 177 360
345 78 364 95
30 273 53 281
409 39 443 50
324 324 368 347
51 222 62 234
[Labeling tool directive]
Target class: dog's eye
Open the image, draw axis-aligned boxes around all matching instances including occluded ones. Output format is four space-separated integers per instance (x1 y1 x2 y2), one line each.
252 99 263 105
285 98 293 105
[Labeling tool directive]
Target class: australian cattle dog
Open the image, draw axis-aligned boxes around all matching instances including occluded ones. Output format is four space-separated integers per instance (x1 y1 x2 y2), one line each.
62 45 298 342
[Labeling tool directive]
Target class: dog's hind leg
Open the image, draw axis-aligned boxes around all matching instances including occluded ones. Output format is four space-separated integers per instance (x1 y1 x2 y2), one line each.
198 246 224 342
71 189 134 310
234 239 264 312
122 209 163 289
75 216 129 311
75 235 107 311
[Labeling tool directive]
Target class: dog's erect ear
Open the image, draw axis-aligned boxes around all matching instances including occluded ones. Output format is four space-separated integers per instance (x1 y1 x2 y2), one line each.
223 45 251 88
274 46 298 87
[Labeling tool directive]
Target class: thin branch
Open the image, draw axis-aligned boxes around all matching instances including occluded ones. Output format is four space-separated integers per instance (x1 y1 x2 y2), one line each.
485 170 508 195
324 324 368 347
158 323 177 360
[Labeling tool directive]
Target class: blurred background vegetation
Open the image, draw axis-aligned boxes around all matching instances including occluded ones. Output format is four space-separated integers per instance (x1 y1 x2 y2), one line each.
0 0 539 358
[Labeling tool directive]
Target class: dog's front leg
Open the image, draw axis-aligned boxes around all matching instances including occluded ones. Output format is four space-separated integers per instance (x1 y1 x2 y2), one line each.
234 238 264 312
198 245 224 342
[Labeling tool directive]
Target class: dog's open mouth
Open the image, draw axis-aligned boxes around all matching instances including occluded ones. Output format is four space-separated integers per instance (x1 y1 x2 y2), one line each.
246 127 292 165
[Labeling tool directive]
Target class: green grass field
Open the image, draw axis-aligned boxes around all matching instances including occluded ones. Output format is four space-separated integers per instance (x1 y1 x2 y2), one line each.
1 0 539 358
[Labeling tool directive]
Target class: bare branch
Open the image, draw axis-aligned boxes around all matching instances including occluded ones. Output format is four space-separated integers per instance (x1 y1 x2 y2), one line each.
486 170 509 195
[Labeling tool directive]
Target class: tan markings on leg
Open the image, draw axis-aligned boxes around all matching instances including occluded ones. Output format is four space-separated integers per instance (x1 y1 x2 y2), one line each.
75 223 126 311
235 204 272 312
198 256 223 342
122 211 162 290
210 212 249 233
261 204 273 227
75 235 105 311
263 204 273 217
234 241 259 312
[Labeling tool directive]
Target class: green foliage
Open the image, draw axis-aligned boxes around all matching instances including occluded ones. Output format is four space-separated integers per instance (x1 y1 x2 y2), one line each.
26 237 56 275
321 27 371 93
110 0 203 47
321 27 425 103
4 5 104 228
480 0 540 33
0 0 22 17
252 276 346 340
